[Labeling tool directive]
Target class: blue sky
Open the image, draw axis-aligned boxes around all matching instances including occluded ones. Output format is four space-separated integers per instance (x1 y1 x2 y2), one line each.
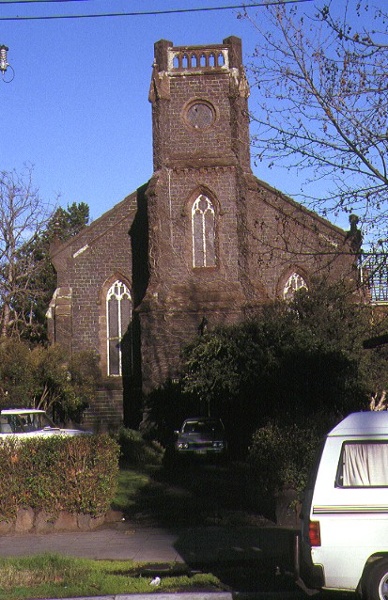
0 0 372 231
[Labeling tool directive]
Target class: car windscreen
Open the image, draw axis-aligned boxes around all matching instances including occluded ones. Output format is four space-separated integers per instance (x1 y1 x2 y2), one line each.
183 421 223 435
4 413 57 433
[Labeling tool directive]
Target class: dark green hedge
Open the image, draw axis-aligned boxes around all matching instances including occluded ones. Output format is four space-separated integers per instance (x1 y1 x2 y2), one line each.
117 427 164 466
0 435 120 521
248 422 322 497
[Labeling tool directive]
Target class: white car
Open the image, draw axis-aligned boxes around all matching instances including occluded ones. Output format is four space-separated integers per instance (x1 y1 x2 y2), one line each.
0 408 88 438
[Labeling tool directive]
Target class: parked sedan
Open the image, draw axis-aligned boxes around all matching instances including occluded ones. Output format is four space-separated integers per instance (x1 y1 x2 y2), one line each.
0 408 89 438
174 417 227 461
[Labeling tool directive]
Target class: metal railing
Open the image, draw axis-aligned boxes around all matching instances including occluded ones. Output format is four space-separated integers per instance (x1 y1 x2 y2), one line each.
359 253 388 304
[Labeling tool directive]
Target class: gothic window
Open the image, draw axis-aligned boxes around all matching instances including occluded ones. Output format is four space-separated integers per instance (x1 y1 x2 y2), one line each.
106 280 132 376
191 194 216 268
283 272 308 301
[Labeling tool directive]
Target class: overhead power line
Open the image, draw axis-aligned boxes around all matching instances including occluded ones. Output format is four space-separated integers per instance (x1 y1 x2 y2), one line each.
0 0 313 20
0 0 97 3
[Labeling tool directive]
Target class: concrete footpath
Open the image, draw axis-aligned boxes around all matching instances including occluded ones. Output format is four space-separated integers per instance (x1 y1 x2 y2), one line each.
40 594 302 600
0 520 295 565
0 521 183 563
0 521 298 600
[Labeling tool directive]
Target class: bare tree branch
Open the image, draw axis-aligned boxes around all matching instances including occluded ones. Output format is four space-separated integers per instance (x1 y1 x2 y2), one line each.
0 166 54 338
243 0 388 244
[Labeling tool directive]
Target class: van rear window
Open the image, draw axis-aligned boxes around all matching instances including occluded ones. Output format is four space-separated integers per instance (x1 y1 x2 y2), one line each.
337 442 388 487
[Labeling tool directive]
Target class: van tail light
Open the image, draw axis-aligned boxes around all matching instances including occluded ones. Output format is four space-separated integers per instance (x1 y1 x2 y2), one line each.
309 521 321 546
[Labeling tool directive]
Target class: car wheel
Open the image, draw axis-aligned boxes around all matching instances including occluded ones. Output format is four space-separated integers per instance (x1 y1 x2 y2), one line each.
364 559 388 600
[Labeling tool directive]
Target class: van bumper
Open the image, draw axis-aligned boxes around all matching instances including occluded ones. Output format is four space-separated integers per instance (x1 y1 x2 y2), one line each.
294 533 325 592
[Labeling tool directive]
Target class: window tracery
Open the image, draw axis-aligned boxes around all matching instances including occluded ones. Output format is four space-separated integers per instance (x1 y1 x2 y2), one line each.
283 272 308 300
191 194 216 268
106 280 132 376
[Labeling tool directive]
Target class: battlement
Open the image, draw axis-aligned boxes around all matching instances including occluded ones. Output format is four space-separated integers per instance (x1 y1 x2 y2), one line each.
168 45 229 72
153 36 243 74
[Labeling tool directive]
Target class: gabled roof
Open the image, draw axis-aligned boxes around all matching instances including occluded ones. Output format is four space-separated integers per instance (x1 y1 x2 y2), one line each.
50 185 147 262
248 173 349 240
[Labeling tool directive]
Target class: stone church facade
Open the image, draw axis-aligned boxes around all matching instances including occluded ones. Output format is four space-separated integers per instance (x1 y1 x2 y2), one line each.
48 37 356 430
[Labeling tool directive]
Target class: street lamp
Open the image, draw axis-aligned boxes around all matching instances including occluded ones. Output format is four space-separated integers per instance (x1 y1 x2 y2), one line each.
0 45 14 82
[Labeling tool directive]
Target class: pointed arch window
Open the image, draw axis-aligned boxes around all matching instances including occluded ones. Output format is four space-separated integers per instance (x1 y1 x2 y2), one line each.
106 280 132 376
192 194 216 268
283 272 308 301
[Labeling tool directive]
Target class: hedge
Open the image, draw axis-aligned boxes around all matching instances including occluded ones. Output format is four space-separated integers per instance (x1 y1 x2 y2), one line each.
0 435 120 521
117 427 164 466
248 421 322 497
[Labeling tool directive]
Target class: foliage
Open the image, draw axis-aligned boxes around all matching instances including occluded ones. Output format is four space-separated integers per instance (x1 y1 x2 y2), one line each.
248 420 329 497
49 202 90 242
141 380 200 447
0 338 100 424
181 279 385 455
0 339 36 406
117 427 164 466
16 201 90 344
0 167 89 344
0 167 53 340
0 434 120 520
0 164 89 344
0 554 222 600
243 0 388 244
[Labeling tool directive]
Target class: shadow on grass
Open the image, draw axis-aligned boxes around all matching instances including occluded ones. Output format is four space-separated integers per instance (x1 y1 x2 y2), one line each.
121 460 276 527
115 461 306 595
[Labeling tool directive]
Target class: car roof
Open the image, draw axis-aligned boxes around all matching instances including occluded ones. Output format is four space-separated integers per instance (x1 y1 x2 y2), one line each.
329 411 388 437
183 417 221 422
1 409 46 415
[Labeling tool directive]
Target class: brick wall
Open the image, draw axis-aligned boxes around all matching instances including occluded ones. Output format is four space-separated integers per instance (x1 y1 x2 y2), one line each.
50 192 140 428
49 36 357 427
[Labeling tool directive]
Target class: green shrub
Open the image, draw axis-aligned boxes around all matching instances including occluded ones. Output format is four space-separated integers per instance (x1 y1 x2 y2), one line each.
0 435 120 521
248 421 323 497
0 339 100 425
117 427 164 466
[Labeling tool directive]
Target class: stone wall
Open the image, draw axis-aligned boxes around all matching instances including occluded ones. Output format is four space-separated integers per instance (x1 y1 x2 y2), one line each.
0 507 122 535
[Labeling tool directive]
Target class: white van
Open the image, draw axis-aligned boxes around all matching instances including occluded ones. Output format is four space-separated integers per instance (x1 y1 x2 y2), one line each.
296 411 388 600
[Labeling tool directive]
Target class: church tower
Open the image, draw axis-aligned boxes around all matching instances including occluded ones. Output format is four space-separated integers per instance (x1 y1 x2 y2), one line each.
138 37 254 391
48 36 355 429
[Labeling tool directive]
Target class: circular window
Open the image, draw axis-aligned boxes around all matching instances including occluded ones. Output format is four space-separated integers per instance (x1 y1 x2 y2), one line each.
185 101 216 130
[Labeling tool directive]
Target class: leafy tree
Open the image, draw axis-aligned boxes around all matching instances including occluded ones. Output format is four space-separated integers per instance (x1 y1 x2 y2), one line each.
0 338 100 424
0 339 36 406
12 201 89 344
243 0 388 244
48 202 90 242
30 344 100 424
181 279 386 455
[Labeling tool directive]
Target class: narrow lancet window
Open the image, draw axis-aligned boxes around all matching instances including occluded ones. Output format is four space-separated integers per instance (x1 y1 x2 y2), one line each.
192 194 216 268
106 280 132 376
283 272 308 300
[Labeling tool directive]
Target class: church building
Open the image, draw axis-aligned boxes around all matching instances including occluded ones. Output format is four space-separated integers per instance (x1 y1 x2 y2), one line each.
48 37 356 430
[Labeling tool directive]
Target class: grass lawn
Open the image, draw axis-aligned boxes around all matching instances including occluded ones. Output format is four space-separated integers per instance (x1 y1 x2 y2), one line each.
111 467 151 513
0 465 227 599
0 554 223 600
0 462 266 598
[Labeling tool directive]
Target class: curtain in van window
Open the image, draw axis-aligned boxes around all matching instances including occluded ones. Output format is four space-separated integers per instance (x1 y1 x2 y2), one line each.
342 443 388 487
